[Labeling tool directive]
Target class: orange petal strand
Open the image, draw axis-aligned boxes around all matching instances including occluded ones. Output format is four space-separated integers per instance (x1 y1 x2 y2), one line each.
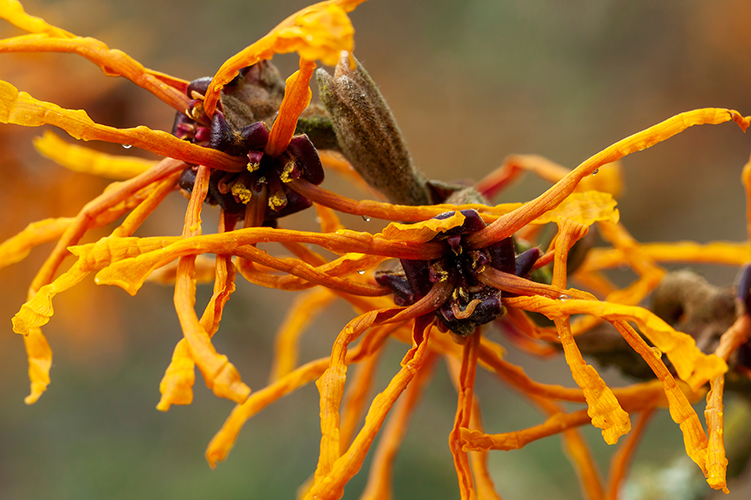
290 178 519 224
506 296 728 390
461 382 673 453
70 236 179 273
478 335 585 402
314 309 396 481
204 2 356 116
175 260 250 405
32 156 182 291
467 408 502 500
265 59 315 157
360 349 438 500
198 254 237 337
449 332 481 500
206 320 393 470
21 327 52 404
97 234 398 296
144 69 189 93
159 215 236 413
0 0 74 37
565 426 606 500
156 338 196 411
269 288 336 382
13 263 90 336
461 408 592 452
382 211 466 243
531 191 619 227
446 353 502 500
207 356 329 468
552 219 589 288
704 376 729 493
314 284 450 481
477 155 623 200
612 321 708 475
479 267 595 301
475 154 568 199
743 153 751 241
0 217 72 270
0 80 244 171
15 173 176 401
583 242 751 270
281 240 329 266
468 108 751 249
33 131 155 180
556 317 631 445
595 221 665 306
714 313 751 362
306 318 434 500
314 202 346 233
232 246 387 296
174 166 250 404
0 34 189 111
338 342 386 455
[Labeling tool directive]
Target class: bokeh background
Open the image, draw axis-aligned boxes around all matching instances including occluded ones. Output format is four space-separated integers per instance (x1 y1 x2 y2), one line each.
2 0 751 498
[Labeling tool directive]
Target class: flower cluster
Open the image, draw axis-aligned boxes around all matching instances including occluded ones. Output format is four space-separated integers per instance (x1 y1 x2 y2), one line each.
2 0 751 499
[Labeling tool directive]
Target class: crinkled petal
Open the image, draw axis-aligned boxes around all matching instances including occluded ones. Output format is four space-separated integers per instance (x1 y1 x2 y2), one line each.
306 317 433 500
158 254 236 411
157 339 195 411
555 318 631 445
12 263 89 336
14 235 176 348
0 79 245 171
0 217 72 270
21 327 52 404
468 108 751 248
205 0 361 116
506 296 728 390
314 283 450 482
382 211 466 243
96 237 387 297
531 191 619 227
0 0 74 37
69 236 179 272
612 320 709 476
0 34 189 111
705 377 728 492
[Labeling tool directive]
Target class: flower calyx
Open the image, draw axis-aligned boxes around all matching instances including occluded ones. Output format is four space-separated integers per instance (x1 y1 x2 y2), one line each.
172 61 324 223
376 209 540 336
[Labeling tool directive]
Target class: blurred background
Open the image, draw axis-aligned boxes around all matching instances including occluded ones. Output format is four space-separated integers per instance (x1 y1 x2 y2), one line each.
1 0 751 498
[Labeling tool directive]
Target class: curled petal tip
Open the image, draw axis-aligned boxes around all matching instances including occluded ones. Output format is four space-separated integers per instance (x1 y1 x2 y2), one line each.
730 110 751 132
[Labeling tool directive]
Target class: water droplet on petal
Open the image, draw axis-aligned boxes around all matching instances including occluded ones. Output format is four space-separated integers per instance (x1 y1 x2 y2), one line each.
558 294 571 302
122 144 132 149
362 215 371 222
357 270 365 275
592 168 599 175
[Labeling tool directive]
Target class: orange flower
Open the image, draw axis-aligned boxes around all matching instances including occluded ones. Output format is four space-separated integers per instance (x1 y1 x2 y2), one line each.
2 1 751 499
